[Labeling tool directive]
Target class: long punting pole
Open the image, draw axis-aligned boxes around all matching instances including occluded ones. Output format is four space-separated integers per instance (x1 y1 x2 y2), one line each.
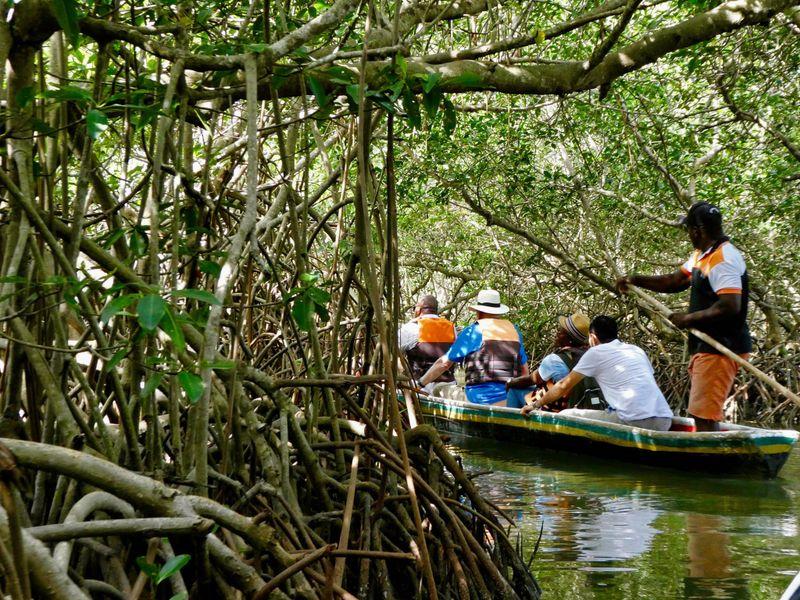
627 285 800 408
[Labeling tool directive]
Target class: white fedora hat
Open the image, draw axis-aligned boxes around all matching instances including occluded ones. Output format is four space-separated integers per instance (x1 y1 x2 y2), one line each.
470 289 509 315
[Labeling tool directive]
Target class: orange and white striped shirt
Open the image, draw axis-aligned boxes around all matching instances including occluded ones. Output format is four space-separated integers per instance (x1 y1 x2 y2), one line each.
681 241 746 295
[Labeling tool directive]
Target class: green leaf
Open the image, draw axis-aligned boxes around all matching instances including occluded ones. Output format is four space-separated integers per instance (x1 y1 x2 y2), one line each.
87 109 109 140
135 557 159 581
396 54 408 79
448 73 482 88
100 294 140 323
104 348 128 372
200 359 236 370
169 594 189 600
137 295 166 331
368 92 396 114
156 554 191 585
142 372 164 398
291 297 314 332
402 89 421 130
178 371 204 404
423 87 442 121
101 228 125 249
299 272 320 285
307 287 330 305
292 46 310 59
170 289 222 305
51 0 80 46
245 42 268 53
442 98 456 135
345 84 362 105
158 307 186 353
0 276 26 284
43 86 93 104
196 8 212 24
307 76 329 109
129 227 148 257
313 302 330 323
199 260 221 278
388 80 405 102
15 86 35 109
325 66 355 85
44 275 67 286
422 72 441 94
31 118 57 137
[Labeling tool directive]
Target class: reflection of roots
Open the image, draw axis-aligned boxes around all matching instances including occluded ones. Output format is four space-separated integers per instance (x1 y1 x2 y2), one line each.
686 513 732 579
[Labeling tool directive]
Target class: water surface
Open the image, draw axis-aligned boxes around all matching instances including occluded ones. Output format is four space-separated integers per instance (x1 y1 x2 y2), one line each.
449 436 800 599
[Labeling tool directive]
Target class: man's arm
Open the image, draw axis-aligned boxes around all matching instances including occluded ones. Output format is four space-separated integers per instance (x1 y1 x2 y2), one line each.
520 371 585 415
398 322 417 352
506 367 541 390
670 293 741 329
617 271 690 294
419 356 454 387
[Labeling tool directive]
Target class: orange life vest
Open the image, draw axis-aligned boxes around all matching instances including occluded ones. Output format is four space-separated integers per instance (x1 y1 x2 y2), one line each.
405 317 456 381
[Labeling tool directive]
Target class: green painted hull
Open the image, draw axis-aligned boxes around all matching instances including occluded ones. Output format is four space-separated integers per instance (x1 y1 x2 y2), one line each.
419 396 798 478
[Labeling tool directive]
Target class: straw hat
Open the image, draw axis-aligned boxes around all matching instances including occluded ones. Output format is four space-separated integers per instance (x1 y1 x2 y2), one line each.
558 312 590 344
470 289 509 315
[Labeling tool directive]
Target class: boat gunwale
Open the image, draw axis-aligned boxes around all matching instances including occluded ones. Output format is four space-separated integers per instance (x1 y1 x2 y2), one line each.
420 395 799 454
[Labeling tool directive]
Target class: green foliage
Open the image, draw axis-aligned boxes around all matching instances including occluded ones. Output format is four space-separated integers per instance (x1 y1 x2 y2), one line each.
100 294 139 323
51 0 81 46
170 289 222 305
199 260 222 278
136 554 191 586
14 86 35 108
158 307 186 353
86 109 109 140
137 295 166 331
286 272 331 332
178 371 204 404
43 86 93 105
142 372 164 397
307 75 329 108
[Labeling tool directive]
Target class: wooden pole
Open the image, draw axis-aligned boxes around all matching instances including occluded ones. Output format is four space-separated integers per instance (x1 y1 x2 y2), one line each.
627 285 800 408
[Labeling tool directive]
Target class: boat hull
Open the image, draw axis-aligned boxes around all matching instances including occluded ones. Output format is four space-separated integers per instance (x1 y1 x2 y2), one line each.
420 396 798 478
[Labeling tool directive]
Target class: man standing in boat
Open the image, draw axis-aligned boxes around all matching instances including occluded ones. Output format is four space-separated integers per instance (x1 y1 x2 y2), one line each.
616 202 751 431
418 289 529 405
522 316 674 431
505 312 601 410
398 294 457 393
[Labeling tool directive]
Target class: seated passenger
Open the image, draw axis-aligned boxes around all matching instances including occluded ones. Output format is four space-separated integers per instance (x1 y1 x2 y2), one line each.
521 315 674 431
505 312 602 410
419 289 529 406
398 294 457 394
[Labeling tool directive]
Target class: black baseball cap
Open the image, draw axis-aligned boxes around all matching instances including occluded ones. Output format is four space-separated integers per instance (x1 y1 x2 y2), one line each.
681 201 722 229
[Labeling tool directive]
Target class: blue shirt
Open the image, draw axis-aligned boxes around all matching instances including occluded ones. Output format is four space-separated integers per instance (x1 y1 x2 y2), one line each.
446 321 528 405
538 353 570 383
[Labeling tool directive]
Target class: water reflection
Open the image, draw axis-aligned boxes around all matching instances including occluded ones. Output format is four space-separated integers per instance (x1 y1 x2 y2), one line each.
537 492 660 564
447 435 800 599
685 514 749 599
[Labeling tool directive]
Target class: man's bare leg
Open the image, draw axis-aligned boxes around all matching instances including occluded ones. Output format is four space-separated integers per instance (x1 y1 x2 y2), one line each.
692 416 719 432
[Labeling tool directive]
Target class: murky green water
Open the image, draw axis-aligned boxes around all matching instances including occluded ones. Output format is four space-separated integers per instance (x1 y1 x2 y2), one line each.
449 436 800 599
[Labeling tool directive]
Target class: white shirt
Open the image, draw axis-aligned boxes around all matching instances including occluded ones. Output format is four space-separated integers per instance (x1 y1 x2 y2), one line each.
573 340 673 422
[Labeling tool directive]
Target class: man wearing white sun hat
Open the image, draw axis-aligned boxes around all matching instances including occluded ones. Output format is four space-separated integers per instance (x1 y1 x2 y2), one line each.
419 289 529 405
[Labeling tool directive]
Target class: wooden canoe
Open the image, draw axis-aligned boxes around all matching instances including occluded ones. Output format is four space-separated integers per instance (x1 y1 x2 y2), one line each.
419 395 798 478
